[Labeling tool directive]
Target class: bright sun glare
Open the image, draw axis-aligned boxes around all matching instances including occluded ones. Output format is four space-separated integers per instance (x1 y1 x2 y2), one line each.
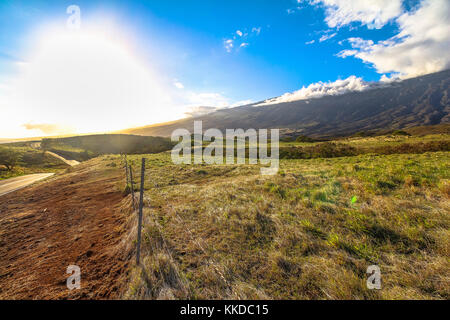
5 26 178 137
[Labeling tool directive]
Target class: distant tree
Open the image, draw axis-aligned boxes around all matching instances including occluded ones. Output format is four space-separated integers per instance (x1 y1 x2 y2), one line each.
0 147 20 171
391 130 411 136
353 131 373 137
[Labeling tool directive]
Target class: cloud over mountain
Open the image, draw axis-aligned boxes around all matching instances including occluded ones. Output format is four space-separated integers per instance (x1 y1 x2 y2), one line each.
257 76 390 105
184 106 222 117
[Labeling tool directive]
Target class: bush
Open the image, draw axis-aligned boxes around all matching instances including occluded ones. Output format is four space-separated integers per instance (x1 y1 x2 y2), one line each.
280 140 449 160
312 143 352 158
391 130 411 136
280 142 357 159
0 147 20 171
295 135 315 143
373 141 450 155
280 136 296 142
353 131 373 137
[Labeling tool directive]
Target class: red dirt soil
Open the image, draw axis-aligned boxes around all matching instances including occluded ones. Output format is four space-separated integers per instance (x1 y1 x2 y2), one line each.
0 162 131 299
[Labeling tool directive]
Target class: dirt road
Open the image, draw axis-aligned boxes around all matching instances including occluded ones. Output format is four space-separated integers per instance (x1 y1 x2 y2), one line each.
45 151 80 167
28 142 79 167
0 149 79 197
0 173 55 197
0 160 131 299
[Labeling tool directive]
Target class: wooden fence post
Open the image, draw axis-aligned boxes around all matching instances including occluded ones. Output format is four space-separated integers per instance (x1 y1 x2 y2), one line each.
124 155 129 187
129 164 136 211
136 157 146 265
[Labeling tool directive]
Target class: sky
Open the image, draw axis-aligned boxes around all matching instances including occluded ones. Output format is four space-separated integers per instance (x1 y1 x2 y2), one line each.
0 0 449 138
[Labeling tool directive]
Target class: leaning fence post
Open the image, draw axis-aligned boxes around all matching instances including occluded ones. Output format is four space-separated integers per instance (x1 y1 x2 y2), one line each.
129 164 136 211
136 157 146 265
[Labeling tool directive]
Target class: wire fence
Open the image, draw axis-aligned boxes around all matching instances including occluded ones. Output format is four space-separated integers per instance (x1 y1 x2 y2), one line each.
121 154 145 264
119 153 240 297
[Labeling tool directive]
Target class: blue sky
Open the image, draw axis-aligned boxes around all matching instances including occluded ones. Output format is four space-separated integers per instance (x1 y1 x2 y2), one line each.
0 0 397 100
0 0 448 137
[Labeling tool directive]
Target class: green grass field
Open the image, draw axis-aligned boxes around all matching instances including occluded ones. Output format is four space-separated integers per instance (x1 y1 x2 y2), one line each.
116 133 449 300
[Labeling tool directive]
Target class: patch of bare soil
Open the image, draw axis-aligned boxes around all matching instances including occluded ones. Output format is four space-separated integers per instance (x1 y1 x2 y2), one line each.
0 162 131 299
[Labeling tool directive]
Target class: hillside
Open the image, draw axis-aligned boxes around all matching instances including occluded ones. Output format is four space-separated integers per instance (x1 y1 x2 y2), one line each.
41 134 173 161
120 70 450 138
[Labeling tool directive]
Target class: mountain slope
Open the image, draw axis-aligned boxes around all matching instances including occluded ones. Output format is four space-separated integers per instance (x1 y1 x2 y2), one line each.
121 70 450 138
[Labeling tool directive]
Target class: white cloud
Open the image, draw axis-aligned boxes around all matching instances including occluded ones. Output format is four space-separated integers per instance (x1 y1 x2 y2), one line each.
307 0 403 29
345 37 374 48
173 80 184 89
186 92 230 108
336 49 357 58
183 94 253 116
184 106 221 117
224 39 234 52
184 99 254 117
256 76 390 105
319 32 337 42
338 0 450 78
22 122 75 135
230 99 253 107
305 40 315 45
225 28 260 52
379 73 401 83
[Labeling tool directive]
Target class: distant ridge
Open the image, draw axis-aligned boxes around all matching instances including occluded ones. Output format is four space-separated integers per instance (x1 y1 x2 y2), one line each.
119 69 450 138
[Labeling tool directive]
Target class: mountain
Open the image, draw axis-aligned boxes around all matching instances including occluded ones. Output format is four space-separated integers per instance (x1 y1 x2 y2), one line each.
120 69 450 138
